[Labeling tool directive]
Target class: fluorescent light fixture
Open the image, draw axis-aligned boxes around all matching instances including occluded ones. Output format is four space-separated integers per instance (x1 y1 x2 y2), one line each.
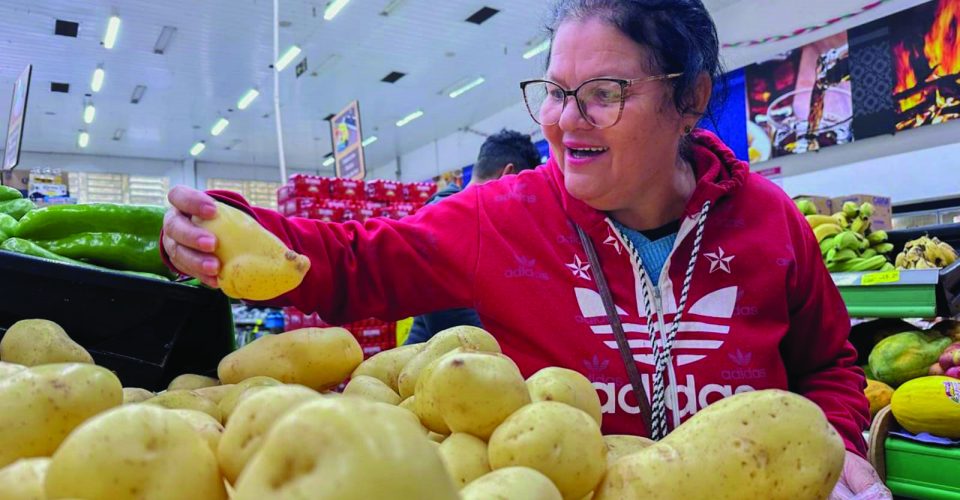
190 142 206 156
322 157 335 167
449 77 485 98
131 85 146 104
362 135 378 147
154 26 177 54
237 88 260 110
275 45 302 72
211 118 230 136
103 15 121 49
324 0 350 20
523 39 550 59
396 110 423 127
91 68 105 92
83 104 96 124
78 132 89 148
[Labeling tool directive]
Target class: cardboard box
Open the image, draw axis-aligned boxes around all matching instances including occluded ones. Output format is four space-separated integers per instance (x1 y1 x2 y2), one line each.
1 170 29 192
792 195 833 216
831 194 893 231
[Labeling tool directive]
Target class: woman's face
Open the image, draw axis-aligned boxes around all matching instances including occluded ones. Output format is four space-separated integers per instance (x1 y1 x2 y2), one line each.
543 17 687 211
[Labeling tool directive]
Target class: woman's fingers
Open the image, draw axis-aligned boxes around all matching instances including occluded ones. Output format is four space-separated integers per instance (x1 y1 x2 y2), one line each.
163 234 220 283
168 185 218 220
163 209 217 253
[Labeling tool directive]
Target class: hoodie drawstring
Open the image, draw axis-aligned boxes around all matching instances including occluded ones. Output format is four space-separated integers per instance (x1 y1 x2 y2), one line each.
615 200 712 439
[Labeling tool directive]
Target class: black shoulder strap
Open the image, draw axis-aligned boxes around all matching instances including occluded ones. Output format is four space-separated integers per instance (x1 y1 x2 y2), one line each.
575 224 654 435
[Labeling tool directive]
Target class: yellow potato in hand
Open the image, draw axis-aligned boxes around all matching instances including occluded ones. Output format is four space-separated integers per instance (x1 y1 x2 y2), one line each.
194 201 310 300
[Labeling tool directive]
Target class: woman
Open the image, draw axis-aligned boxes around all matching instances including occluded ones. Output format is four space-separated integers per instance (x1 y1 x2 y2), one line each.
163 0 888 496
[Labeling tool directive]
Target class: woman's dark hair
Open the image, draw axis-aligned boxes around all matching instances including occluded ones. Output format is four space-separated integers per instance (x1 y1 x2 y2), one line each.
546 0 725 120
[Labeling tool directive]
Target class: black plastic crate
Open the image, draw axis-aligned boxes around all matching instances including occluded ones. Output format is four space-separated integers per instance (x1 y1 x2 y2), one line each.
0 250 234 391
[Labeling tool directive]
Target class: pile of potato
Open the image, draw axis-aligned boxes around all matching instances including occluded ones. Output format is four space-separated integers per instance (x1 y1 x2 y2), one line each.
0 320 847 500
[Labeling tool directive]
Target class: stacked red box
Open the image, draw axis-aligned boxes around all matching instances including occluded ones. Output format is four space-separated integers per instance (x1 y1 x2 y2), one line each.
393 203 417 219
367 179 402 203
286 174 332 199
283 309 397 359
331 178 366 201
279 197 319 217
403 182 437 204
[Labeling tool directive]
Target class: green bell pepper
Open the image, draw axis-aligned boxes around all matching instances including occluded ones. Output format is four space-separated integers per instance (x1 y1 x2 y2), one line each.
1 237 170 281
0 198 35 220
35 232 172 277
0 213 16 237
0 185 22 201
16 203 165 240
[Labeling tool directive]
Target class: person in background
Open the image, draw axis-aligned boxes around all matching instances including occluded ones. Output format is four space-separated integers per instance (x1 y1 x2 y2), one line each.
405 129 543 344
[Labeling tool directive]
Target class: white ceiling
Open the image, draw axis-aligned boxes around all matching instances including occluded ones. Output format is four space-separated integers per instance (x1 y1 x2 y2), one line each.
0 0 928 175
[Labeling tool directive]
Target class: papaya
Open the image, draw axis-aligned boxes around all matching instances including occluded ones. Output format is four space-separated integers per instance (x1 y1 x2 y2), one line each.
864 379 893 418
890 376 960 438
868 331 951 387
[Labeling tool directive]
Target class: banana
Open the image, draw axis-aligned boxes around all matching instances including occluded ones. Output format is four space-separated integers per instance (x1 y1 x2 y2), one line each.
849 255 888 272
915 258 935 270
820 238 839 257
872 243 895 254
842 201 859 219
895 252 907 269
866 230 888 245
858 233 871 251
881 262 895 271
805 215 837 228
851 217 870 235
832 212 850 229
795 199 818 216
813 223 843 243
833 231 860 251
828 248 858 263
938 241 958 265
861 248 878 259
923 241 948 267
859 202 874 219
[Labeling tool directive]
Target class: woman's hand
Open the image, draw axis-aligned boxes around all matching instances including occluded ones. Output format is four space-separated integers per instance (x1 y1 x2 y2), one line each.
830 450 892 499
162 186 221 288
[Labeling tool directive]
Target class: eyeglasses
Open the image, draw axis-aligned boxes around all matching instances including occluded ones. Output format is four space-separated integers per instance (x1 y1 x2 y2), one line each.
520 73 683 129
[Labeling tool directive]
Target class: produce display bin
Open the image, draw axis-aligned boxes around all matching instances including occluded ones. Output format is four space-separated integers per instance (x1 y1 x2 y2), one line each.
831 263 960 318
0 250 234 391
884 438 960 499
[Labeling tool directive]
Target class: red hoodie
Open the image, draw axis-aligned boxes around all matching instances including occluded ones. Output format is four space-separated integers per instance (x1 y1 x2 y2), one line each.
194 130 869 455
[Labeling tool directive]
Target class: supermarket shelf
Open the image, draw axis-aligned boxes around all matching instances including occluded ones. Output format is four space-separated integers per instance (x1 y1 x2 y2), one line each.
831 262 960 318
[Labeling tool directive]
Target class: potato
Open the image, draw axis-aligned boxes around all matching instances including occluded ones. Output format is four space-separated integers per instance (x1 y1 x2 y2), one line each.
122 387 155 404
168 374 220 391
234 397 458 500
461 467 563 500
218 385 319 484
194 201 310 300
0 363 122 468
603 435 654 465
45 404 226 500
193 383 235 404
527 367 602 426
169 409 224 455
217 376 281 420
397 326 500 399
0 319 93 366
412 349 462 434
218 327 362 391
488 401 606 500
144 390 223 422
593 390 846 500
428 432 447 443
438 433 491 489
399 395 416 413
352 343 423 392
423 350 530 440
342 375 401 404
0 361 25 378
0 457 50 500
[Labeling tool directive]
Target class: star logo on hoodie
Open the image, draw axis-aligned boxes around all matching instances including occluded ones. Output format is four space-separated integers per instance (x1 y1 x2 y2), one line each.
704 247 735 274
604 228 623 255
566 254 592 281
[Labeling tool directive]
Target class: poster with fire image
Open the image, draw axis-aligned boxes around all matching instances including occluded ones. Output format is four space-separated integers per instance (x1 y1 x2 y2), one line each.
888 0 960 132
745 32 853 163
